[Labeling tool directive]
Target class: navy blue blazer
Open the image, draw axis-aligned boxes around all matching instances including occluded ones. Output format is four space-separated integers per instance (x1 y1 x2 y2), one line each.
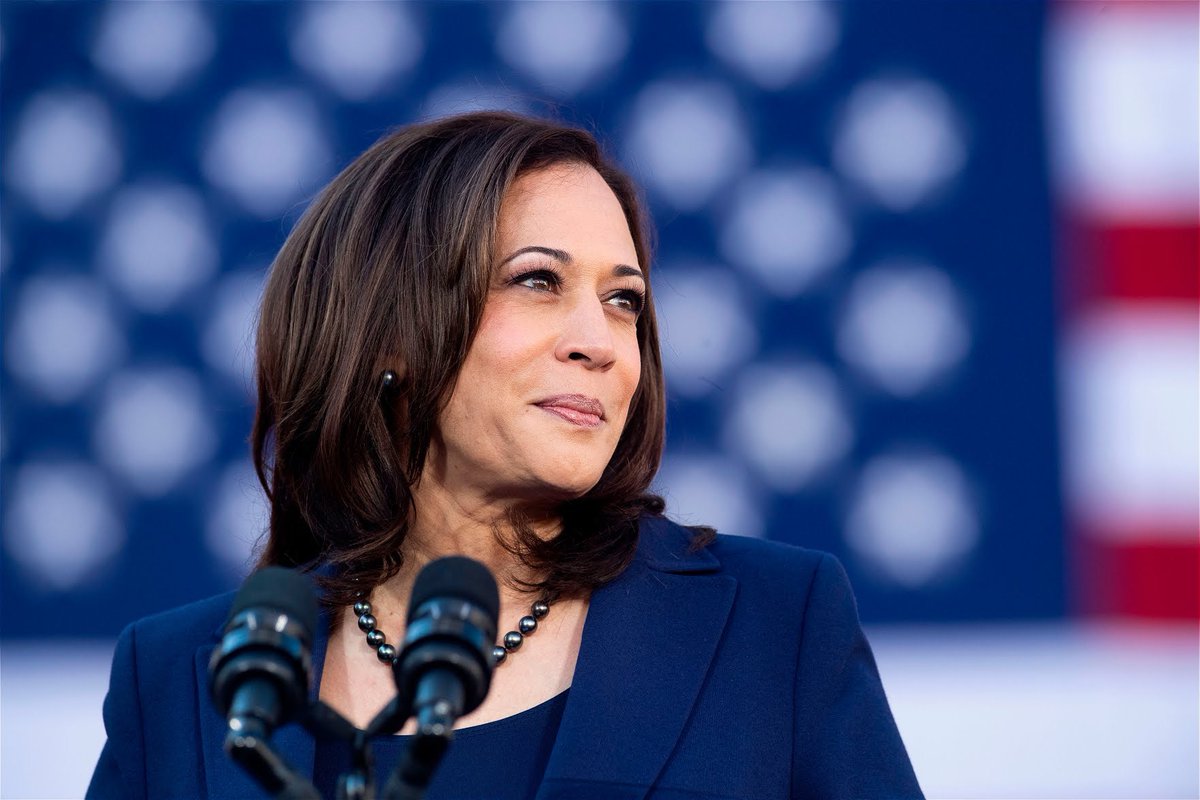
88 516 922 799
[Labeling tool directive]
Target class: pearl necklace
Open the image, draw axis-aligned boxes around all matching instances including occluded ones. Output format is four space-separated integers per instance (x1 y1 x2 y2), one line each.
353 595 552 666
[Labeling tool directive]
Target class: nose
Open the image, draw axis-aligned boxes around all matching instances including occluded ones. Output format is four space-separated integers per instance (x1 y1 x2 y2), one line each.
555 294 617 370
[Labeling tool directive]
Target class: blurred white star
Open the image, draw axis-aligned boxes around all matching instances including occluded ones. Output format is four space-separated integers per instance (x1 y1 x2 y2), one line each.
5 90 121 219
99 182 218 312
838 260 971 396
93 368 218 496
725 362 853 490
496 1 628 96
202 88 330 218
834 77 967 211
720 168 851 297
290 2 422 100
5 274 125 404
92 1 215 99
624 80 752 211
846 449 979 586
4 460 123 591
656 452 764 538
655 264 759 398
706 0 839 90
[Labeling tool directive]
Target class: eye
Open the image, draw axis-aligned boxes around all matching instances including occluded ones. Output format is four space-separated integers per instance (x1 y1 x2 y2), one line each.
510 268 561 293
606 288 645 316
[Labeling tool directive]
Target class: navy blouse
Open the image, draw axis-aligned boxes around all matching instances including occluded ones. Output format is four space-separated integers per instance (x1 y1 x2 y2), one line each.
313 690 570 800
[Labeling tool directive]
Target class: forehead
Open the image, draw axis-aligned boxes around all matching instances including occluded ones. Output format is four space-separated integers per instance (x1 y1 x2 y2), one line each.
497 163 638 263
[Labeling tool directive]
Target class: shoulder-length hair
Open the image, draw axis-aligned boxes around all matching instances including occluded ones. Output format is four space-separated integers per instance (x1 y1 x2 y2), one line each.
252 111 688 606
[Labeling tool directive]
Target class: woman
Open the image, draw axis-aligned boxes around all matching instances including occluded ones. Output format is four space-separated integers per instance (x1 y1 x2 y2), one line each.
88 111 922 799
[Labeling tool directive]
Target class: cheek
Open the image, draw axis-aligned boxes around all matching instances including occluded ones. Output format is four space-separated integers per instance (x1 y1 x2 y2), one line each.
615 337 642 409
476 299 549 361
464 313 536 384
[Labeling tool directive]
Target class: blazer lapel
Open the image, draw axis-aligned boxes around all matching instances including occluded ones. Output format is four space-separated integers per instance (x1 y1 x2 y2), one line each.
537 518 736 800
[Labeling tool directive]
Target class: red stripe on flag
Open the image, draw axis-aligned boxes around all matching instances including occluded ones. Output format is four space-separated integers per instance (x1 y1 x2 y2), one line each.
1064 220 1200 307
1075 532 1200 620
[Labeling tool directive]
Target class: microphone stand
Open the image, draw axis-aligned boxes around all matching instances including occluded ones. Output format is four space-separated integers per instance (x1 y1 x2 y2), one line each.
225 684 456 800
223 697 373 800
304 701 376 800
364 689 456 800
224 717 321 800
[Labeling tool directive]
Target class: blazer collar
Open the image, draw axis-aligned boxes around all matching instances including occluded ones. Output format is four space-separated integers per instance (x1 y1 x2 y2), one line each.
535 516 735 800
630 514 722 574
195 516 734 800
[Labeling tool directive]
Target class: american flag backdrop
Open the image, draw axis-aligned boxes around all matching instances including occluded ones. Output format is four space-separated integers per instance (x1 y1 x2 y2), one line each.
0 2 1195 798
1048 0 1199 621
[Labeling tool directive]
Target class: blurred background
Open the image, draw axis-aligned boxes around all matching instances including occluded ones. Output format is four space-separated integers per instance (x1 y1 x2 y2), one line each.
1 1 1196 797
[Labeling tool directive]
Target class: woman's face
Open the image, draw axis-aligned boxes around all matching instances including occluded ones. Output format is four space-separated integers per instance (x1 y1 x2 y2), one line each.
429 162 645 505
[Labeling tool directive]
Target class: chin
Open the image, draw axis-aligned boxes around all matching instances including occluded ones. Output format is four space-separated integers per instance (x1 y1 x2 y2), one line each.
527 452 608 500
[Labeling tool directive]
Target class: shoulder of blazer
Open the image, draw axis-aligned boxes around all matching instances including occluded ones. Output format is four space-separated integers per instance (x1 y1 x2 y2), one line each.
129 591 236 652
636 516 841 655
131 561 332 650
636 513 829 584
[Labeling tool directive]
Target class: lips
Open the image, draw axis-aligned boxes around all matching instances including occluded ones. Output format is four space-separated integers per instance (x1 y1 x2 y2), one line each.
535 394 605 428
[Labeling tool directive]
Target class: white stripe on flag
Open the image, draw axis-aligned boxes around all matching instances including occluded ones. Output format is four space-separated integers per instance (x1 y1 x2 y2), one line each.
1061 303 1200 538
1047 3 1200 220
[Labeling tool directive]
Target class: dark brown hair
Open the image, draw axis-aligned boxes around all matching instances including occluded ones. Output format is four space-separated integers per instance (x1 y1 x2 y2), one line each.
252 111 698 606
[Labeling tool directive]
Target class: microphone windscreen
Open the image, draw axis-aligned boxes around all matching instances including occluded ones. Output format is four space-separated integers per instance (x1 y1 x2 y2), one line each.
408 556 500 624
230 566 319 636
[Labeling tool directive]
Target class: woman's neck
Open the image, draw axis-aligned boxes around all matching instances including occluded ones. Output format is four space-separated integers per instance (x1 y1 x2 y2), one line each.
372 471 560 615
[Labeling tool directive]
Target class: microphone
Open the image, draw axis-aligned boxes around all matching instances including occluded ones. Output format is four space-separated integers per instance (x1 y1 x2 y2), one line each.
208 566 318 746
392 556 500 736
377 557 499 799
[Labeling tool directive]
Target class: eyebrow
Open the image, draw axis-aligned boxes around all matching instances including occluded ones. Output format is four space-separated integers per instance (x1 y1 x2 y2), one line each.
499 245 644 280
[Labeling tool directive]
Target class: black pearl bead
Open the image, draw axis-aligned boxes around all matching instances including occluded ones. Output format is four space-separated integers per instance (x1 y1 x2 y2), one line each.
351 596 556 669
